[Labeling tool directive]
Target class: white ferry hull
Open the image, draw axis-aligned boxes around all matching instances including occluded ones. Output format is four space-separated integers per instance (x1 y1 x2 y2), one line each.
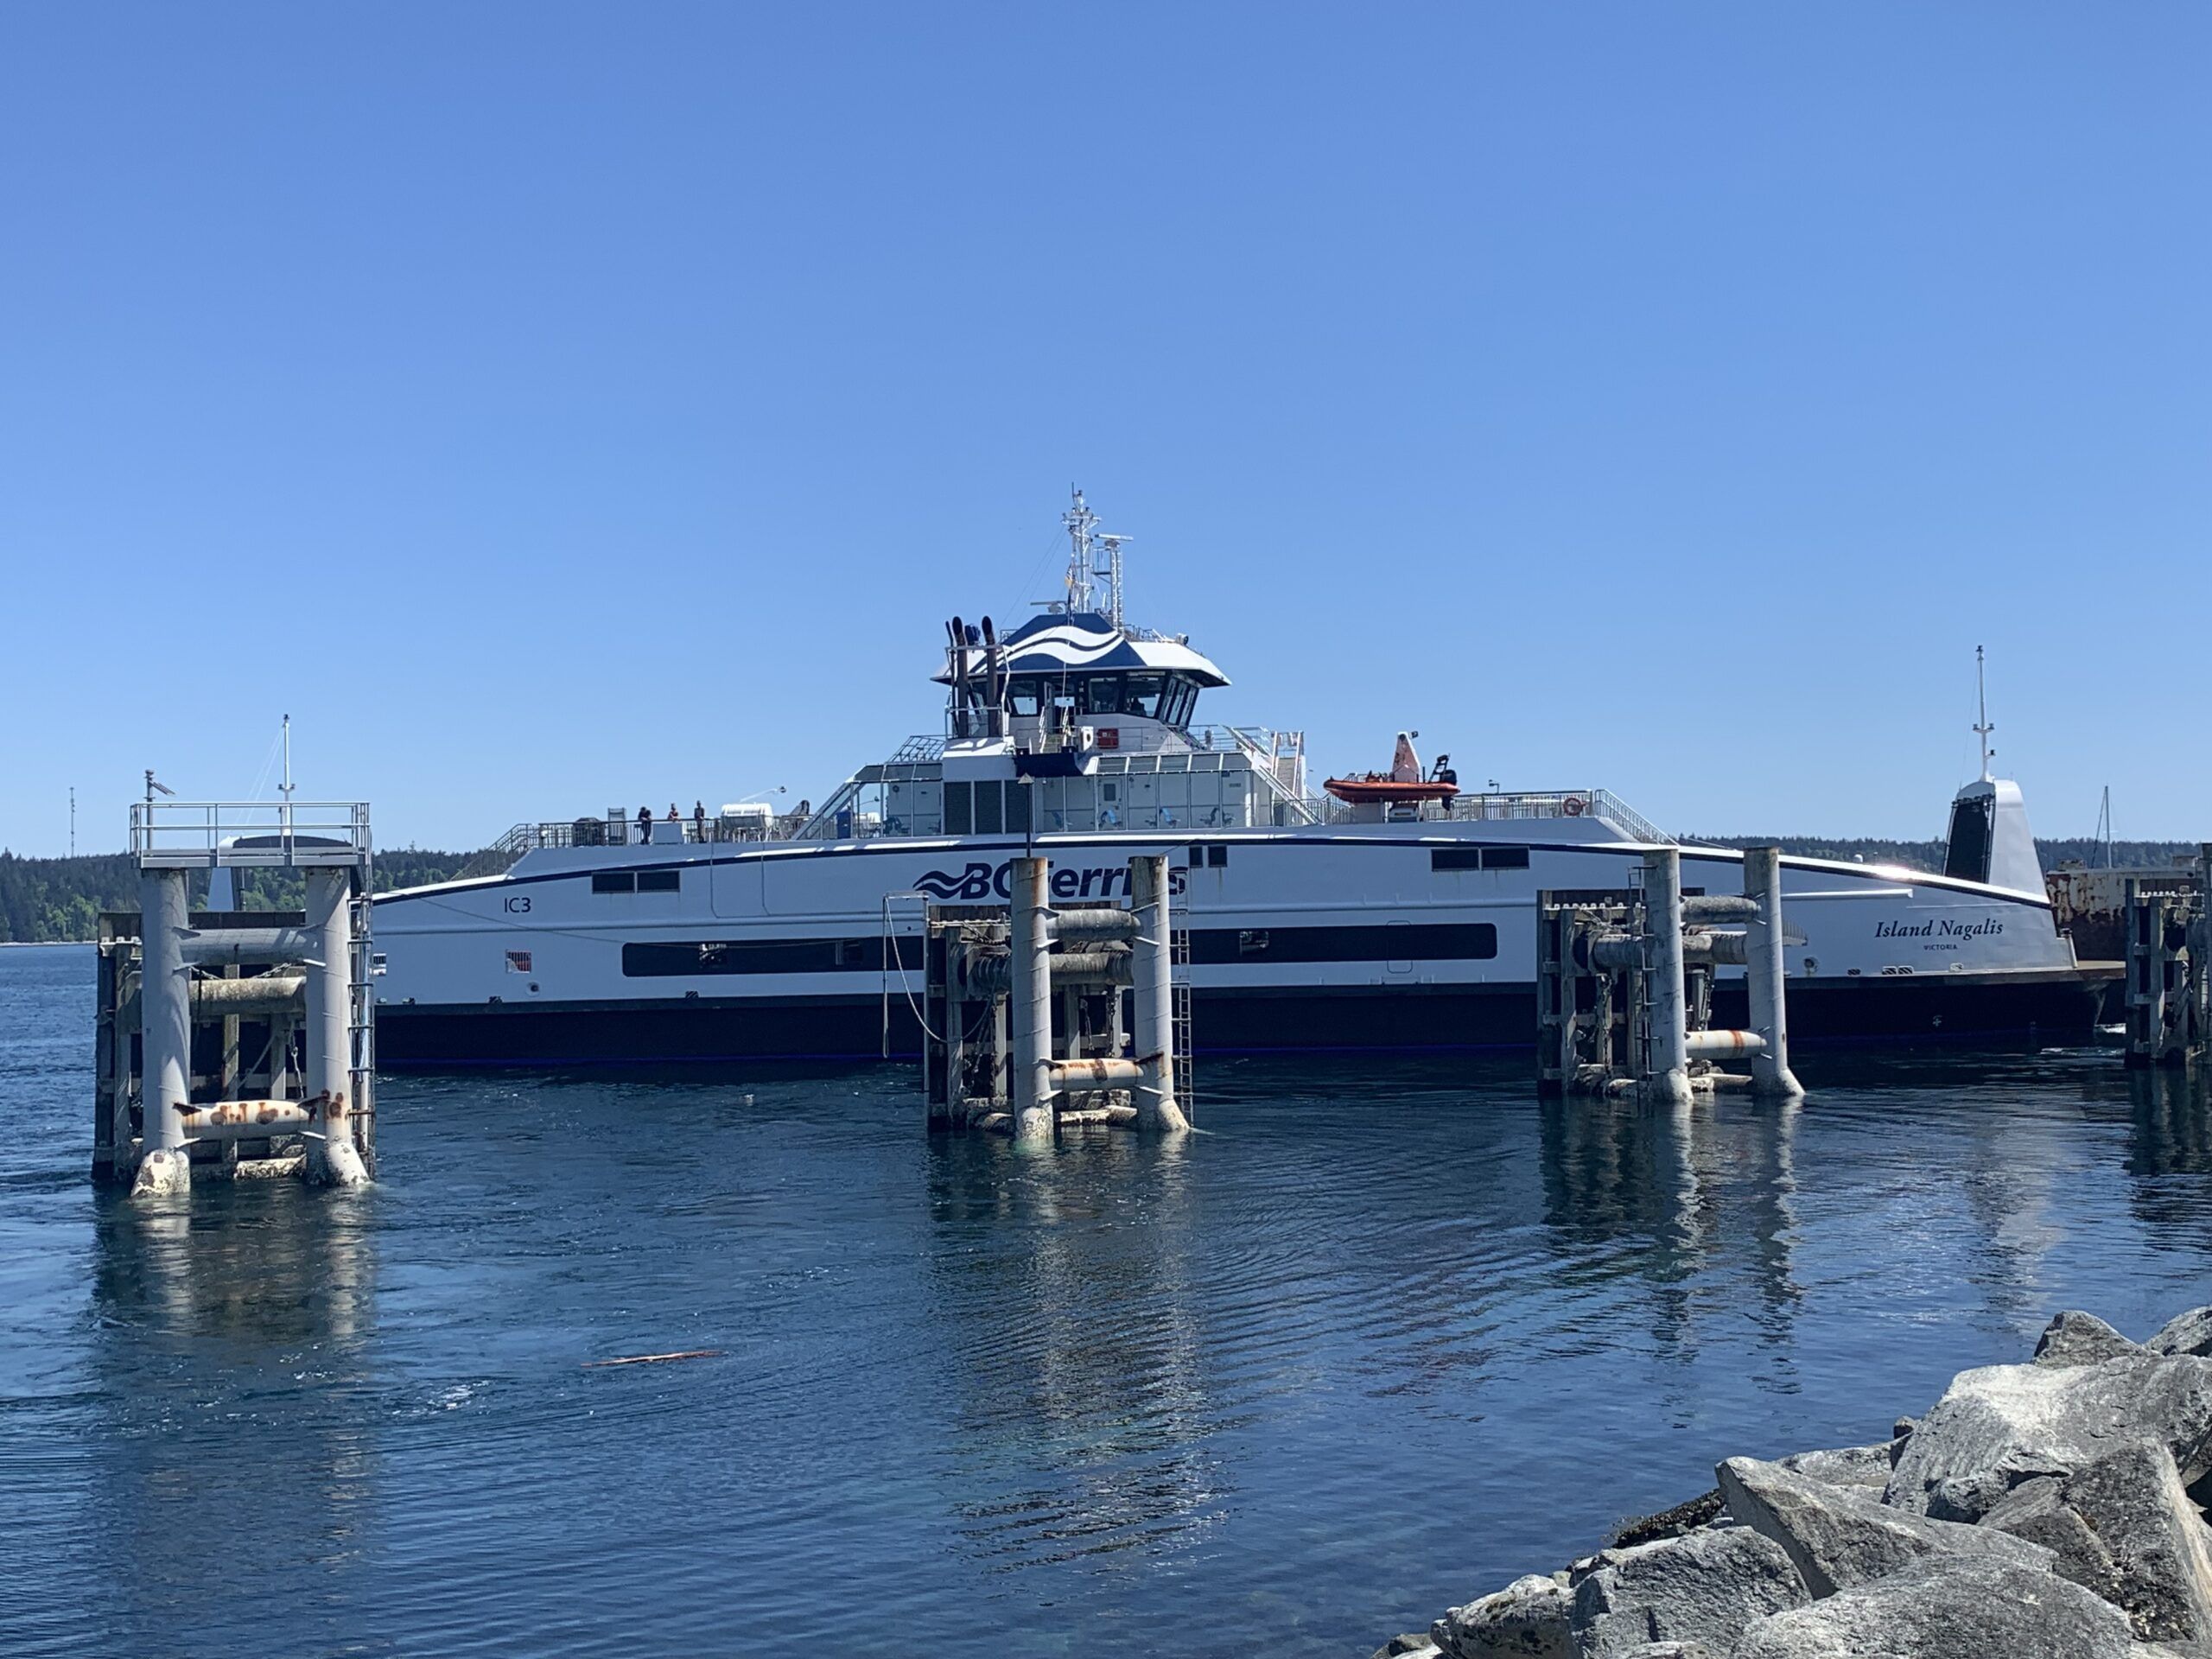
371 829 2100 1067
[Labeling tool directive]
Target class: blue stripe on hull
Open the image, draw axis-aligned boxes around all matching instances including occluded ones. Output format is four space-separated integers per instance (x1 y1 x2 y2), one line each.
373 974 2102 1070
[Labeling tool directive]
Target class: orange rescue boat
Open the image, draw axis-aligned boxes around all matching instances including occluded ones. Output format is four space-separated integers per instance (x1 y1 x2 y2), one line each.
1323 732 1459 806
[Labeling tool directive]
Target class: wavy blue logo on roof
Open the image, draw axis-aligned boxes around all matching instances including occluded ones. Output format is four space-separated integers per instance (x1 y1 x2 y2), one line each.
913 860 1188 902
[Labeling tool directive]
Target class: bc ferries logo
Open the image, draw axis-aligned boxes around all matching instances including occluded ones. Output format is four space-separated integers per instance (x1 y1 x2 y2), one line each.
915 860 1189 902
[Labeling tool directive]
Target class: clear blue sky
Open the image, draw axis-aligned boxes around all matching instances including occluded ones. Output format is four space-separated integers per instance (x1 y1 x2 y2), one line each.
3 3 2205 856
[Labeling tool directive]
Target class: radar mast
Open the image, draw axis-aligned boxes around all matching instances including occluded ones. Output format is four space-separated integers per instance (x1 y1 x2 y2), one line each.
1057 486 1129 631
1973 645 1994 782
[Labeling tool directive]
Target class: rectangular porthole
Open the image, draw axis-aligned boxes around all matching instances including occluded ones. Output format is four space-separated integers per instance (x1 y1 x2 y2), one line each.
944 781 973 836
975 782 1004 835
592 872 636 894
1189 923 1498 964
1431 846 1530 872
636 869 680 893
1207 845 1228 868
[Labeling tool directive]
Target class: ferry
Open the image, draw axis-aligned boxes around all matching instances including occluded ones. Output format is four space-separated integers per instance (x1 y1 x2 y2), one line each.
372 493 2099 1066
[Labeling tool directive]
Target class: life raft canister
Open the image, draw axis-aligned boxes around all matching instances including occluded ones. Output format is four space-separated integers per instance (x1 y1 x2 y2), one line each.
1563 796 1586 817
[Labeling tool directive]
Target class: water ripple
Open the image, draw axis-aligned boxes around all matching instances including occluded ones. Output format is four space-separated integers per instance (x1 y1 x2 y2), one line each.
4 944 2212 1656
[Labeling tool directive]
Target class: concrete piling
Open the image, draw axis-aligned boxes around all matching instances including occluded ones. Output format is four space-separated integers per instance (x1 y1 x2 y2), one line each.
1642 848 1695 1109
1539 843 1802 1106
96 797 376 1197
922 851 1193 1142
1129 855 1191 1134
1009 856 1056 1144
1741 846 1803 1100
132 867 194 1197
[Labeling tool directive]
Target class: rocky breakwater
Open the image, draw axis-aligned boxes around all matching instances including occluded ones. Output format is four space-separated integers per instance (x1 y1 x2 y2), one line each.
1371 1306 2212 1659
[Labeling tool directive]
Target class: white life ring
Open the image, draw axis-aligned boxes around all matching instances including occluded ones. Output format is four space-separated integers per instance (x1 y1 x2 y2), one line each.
1562 796 1586 817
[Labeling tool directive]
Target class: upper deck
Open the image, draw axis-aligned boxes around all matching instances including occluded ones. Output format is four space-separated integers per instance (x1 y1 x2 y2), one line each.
465 489 1674 870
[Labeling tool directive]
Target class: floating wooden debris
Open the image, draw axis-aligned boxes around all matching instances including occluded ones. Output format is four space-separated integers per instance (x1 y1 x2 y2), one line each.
582 1349 724 1369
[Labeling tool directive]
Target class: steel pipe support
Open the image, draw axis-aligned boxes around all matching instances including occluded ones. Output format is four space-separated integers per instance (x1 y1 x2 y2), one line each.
1128 855 1190 1132
1048 909 1141 942
1683 1029 1766 1058
1643 847 1694 1108
304 869 367 1186
1009 857 1054 1144
1047 949 1133 987
181 928 320 965
137 868 193 1192
1743 846 1804 1099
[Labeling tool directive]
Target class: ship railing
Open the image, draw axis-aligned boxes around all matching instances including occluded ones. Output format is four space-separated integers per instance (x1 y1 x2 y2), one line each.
1281 788 1674 842
1184 725 1322 824
130 801 373 868
888 733 950 764
472 814 809 864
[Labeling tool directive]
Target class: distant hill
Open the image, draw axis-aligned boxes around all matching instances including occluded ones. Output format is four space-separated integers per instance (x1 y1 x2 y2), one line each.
0 849 483 943
5 836 2199 944
1684 836 2198 875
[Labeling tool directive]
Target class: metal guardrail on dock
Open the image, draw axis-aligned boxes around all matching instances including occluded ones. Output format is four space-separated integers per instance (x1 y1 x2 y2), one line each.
130 802 374 868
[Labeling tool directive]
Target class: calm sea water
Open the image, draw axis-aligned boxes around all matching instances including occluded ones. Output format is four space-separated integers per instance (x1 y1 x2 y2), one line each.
4 942 2211 1656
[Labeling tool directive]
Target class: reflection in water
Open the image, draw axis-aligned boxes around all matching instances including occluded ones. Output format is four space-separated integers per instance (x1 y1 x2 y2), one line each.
10 931 2212 1659
925 1132 1220 1569
1537 1096 1802 1375
2131 1067 2212 1179
86 1183 382 1655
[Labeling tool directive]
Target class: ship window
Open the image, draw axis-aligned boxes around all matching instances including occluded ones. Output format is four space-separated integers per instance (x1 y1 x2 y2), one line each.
1190 922 1497 964
1005 779 1031 834
591 872 636 894
975 780 1004 835
1944 797 1993 883
1120 672 1166 717
1207 844 1228 868
1162 681 1198 728
1007 677 1045 718
1078 675 1123 718
637 869 680 893
1433 846 1530 872
944 781 973 836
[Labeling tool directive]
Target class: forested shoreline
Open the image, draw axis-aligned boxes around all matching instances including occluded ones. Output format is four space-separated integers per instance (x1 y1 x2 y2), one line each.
3 837 2194 944
0 849 481 942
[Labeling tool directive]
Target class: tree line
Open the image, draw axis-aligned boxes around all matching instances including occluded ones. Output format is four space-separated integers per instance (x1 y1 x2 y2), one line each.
0 849 483 943
3 837 2198 944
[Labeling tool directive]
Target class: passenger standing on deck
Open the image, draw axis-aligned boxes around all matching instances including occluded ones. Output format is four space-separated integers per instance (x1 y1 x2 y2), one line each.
693 801 708 842
636 804 652 844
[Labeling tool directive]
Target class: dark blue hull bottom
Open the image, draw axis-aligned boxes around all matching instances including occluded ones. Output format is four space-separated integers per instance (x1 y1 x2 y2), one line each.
374 971 2107 1069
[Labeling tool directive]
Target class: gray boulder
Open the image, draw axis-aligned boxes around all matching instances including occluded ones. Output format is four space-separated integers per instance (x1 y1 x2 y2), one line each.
1981 1438 2212 1645
2033 1310 2144 1368
1715 1455 2050 1598
1570 1527 1806 1658
1611 1490 1726 1548
2153 1306 2212 1359
1884 1351 2212 1520
1732 1555 2135 1659
1432 1573 1572 1659
1773 1443 1892 1493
